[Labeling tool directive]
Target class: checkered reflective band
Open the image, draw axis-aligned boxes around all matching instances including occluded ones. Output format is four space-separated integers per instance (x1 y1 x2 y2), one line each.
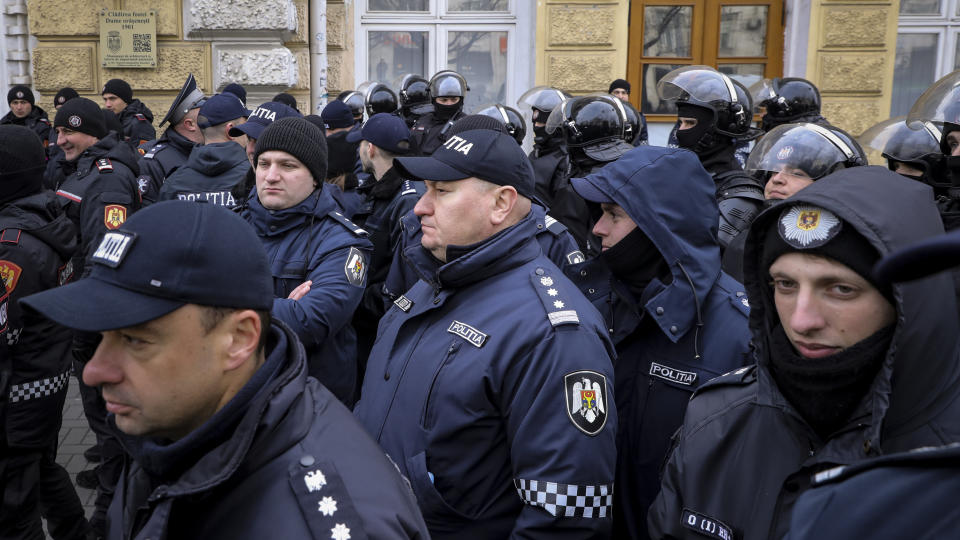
514 478 613 518
8 370 70 403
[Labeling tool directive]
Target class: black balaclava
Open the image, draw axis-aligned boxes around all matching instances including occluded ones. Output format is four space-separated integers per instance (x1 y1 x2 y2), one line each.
942 123 960 188
677 103 742 174
433 98 462 122
532 108 563 150
0 125 45 206
599 227 669 297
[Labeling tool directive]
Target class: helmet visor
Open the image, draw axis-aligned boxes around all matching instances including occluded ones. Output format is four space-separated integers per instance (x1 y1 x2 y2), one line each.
858 116 941 163
748 78 776 114
907 70 960 127
746 123 853 179
517 86 569 113
657 65 738 104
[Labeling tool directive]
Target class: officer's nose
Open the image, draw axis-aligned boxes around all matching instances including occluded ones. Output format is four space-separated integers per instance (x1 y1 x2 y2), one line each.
83 333 125 388
56 131 67 147
414 191 432 217
787 287 827 336
770 171 787 185
592 215 610 238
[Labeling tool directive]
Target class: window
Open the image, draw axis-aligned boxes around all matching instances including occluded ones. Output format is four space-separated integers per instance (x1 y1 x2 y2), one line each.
892 0 960 116
357 0 532 112
627 0 784 121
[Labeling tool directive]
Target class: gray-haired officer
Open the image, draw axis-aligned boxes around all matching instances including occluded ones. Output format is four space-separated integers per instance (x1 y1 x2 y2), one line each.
21 201 429 539
137 74 206 205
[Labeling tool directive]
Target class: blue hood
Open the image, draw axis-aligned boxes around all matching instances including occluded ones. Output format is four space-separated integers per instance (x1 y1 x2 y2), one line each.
572 146 723 341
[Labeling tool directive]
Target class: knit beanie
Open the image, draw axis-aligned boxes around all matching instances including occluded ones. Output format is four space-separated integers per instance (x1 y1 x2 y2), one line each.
321 101 354 129
102 78 133 104
608 79 631 95
8 85 34 105
761 203 890 300
54 87 80 108
223 83 247 106
254 117 328 183
0 125 45 205
54 97 107 139
272 92 299 111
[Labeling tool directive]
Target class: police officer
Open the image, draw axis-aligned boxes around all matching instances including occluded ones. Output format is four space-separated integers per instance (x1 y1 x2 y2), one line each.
608 79 649 146
658 65 765 251
158 93 251 208
319 100 364 214
360 81 399 116
227 101 302 206
137 74 207 205
45 88 81 165
750 77 831 133
21 201 429 540
1 85 51 146
337 90 366 126
101 78 156 147
517 86 570 211
409 70 468 155
565 146 752 539
51 97 141 536
242 117 372 406
399 74 432 129
355 127 617 538
0 125 90 540
648 166 960 539
474 103 526 144
345 113 422 379
545 93 634 252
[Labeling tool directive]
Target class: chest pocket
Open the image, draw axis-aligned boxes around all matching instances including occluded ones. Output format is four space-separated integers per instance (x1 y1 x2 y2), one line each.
273 260 309 297
421 340 463 429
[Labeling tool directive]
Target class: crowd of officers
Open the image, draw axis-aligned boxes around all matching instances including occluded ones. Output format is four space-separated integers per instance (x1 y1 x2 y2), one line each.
2 63 960 539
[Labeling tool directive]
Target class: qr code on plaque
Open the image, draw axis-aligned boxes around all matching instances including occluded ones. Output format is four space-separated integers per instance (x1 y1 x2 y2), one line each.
133 34 151 53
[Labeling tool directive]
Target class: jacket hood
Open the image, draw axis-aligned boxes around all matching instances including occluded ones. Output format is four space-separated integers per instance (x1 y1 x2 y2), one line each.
185 142 248 177
743 165 960 439
84 131 141 176
573 145 724 341
0 191 77 260
123 99 154 121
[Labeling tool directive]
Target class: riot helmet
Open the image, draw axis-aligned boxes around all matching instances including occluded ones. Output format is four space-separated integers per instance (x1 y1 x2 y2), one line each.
906 69 960 156
621 100 645 145
546 93 632 162
337 90 365 121
658 66 758 138
428 70 468 121
475 103 526 145
518 86 570 146
746 123 865 190
361 82 399 116
751 77 822 124
859 116 949 188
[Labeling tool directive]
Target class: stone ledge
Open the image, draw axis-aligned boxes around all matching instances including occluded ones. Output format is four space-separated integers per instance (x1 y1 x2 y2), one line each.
28 0 113 37
216 46 298 88
822 99 882 136
547 5 617 47
186 0 296 34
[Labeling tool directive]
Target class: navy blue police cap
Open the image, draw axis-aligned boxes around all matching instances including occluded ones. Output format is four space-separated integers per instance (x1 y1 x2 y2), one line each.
345 112 411 154
229 101 301 140
321 100 355 129
874 228 960 283
394 128 535 199
21 201 274 332
198 93 252 128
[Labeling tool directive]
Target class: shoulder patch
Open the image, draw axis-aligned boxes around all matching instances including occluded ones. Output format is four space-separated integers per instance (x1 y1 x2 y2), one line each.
343 246 368 287
137 147 146 156
0 260 23 293
289 458 370 540
135 113 147 122
328 210 369 237
682 508 734 540
0 229 21 245
564 370 609 436
530 268 580 327
96 158 114 172
104 205 128 230
728 291 750 316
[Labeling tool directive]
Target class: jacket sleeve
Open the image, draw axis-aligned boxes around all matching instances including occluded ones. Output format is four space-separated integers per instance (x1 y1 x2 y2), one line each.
78 173 138 277
137 156 164 206
499 326 617 538
361 196 420 318
272 243 370 348
647 427 687 539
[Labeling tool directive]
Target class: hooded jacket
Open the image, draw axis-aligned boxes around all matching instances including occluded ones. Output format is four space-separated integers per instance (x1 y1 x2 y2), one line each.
158 142 249 208
118 99 156 147
0 105 51 144
137 128 199 205
241 185 372 406
0 191 76 448
106 321 430 540
648 166 960 540
565 147 752 539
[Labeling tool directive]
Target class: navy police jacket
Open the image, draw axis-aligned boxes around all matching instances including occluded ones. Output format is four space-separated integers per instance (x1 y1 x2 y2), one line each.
106 321 429 540
158 142 248 208
118 99 156 148
564 146 752 539
242 186 372 406
137 128 197 205
355 211 617 538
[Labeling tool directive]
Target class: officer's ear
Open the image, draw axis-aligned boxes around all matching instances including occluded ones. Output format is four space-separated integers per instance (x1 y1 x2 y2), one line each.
489 185 518 226
221 309 262 372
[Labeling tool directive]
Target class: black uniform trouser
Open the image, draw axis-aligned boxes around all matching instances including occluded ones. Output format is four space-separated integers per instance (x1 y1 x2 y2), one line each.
75 361 124 533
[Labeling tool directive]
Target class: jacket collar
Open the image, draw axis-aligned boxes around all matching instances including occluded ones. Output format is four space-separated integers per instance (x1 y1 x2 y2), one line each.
244 185 338 236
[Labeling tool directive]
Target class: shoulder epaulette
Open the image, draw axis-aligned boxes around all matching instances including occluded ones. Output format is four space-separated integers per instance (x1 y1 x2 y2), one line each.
695 365 756 394
142 143 165 160
530 267 580 327
37 117 51 126
328 210 368 237
399 179 419 196
135 113 148 122
289 455 370 540
0 228 21 245
728 290 750 316
96 158 113 173
543 214 569 236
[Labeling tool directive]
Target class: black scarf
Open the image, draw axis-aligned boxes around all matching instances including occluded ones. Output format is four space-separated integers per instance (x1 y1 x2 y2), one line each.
768 323 894 440
599 227 669 297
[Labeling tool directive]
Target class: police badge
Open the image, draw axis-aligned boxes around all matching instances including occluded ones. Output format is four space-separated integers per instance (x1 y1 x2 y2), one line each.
564 370 609 436
343 247 367 286
778 204 841 249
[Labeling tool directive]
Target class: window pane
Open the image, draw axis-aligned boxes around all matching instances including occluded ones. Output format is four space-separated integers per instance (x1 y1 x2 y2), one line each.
955 35 960 70
447 31 508 110
641 63 685 114
448 0 508 11
369 31 428 85
643 6 692 57
719 6 768 57
891 33 939 116
718 63 766 90
368 0 428 11
899 0 941 15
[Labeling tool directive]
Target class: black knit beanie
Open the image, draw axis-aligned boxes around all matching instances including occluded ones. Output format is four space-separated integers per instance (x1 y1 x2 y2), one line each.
608 79 630 95
761 203 891 300
0 125 45 205
272 92 299 112
254 117 328 183
54 87 80 107
102 78 133 104
54 97 107 139
7 85 34 105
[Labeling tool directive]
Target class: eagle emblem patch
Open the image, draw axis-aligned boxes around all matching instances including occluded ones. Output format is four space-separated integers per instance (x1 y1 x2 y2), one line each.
104 205 127 230
564 370 609 436
778 204 841 249
344 247 367 286
776 145 793 161
0 260 22 293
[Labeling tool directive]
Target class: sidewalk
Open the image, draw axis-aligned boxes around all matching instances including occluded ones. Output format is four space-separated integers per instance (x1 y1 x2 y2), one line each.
55 376 98 521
